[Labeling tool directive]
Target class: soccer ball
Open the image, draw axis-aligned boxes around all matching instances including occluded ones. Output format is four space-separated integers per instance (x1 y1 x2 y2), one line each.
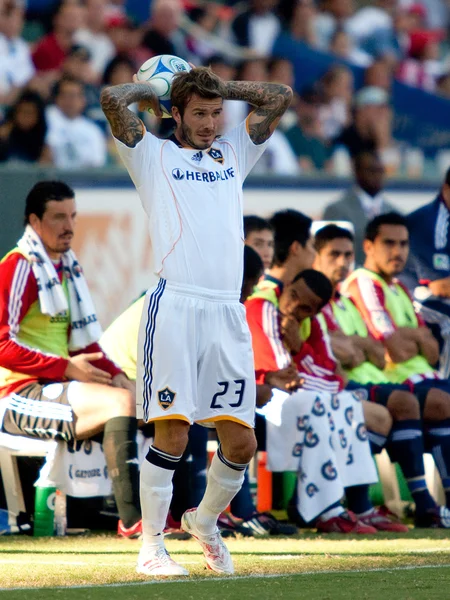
136 54 191 118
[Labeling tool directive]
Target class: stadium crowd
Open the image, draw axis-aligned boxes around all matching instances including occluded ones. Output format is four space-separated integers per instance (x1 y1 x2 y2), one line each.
2 0 450 175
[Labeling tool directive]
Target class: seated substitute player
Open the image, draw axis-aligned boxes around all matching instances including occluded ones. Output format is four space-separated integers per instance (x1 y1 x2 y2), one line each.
343 213 450 527
0 181 142 538
101 65 293 575
246 268 391 533
243 215 275 270
255 209 404 531
314 224 450 528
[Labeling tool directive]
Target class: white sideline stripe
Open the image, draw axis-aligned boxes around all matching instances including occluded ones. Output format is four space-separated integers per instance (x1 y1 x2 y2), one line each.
1 562 450 591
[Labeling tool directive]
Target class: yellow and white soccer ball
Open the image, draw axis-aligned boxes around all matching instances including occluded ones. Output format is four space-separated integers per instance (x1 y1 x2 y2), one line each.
136 54 191 118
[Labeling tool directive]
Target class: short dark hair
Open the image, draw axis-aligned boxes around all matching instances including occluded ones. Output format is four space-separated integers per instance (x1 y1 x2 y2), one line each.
243 245 264 282
24 181 75 225
53 75 84 99
365 212 409 242
171 67 226 116
269 210 312 266
314 225 354 253
243 215 273 238
291 268 333 308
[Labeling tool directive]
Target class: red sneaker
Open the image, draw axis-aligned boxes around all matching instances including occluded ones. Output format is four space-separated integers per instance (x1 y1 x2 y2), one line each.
118 519 142 539
359 507 409 533
316 510 377 534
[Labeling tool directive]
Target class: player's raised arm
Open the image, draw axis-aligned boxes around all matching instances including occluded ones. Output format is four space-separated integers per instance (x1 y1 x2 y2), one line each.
224 81 293 145
100 82 161 148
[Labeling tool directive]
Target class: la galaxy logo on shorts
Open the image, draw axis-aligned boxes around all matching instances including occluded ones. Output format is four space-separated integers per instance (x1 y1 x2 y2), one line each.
207 147 224 164
158 387 176 410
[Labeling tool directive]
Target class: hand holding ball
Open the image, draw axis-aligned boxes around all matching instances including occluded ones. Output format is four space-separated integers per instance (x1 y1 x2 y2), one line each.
136 55 191 118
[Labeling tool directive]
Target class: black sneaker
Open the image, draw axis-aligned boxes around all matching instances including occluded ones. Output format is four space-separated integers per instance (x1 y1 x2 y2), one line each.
414 506 450 528
217 512 253 537
240 512 298 536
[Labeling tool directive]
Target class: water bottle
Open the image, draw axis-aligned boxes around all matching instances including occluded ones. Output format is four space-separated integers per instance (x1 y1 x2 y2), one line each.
34 485 56 537
54 489 67 536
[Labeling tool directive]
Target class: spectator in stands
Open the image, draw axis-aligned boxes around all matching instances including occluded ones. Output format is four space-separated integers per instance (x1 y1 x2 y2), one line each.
289 0 318 47
322 150 395 266
243 215 274 270
247 211 393 532
364 59 394 91
406 167 450 379
0 180 142 538
318 65 353 141
103 55 136 87
346 0 396 59
342 212 450 526
282 88 332 173
141 0 188 61
397 30 444 92
0 0 35 107
74 0 116 80
230 0 282 57
45 75 107 168
328 27 371 66
0 91 51 164
107 13 142 62
315 224 450 528
32 1 85 74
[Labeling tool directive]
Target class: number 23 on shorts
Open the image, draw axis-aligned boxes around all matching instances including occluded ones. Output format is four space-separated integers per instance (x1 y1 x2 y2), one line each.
211 380 246 409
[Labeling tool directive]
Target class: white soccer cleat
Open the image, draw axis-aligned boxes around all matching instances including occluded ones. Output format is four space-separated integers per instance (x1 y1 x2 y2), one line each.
181 508 234 574
136 544 189 577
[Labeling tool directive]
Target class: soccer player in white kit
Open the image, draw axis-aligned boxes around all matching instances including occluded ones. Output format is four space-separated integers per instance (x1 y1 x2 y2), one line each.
101 66 292 576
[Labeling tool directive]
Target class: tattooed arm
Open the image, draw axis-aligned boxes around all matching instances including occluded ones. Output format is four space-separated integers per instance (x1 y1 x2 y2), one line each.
224 81 293 145
100 82 162 148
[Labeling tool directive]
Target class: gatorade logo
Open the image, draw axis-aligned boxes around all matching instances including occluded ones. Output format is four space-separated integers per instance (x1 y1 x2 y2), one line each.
47 492 56 511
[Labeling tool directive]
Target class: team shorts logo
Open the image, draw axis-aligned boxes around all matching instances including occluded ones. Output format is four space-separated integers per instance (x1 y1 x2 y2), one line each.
331 394 340 410
306 483 319 498
338 429 347 449
312 397 326 416
328 412 335 431
351 389 367 402
304 426 319 448
345 406 354 426
321 460 337 480
297 415 309 431
292 443 303 457
207 147 224 164
172 168 185 180
356 423 368 441
158 387 176 410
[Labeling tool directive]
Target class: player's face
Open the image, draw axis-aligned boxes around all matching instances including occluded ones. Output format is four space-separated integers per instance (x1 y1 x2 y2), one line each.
174 94 223 150
364 224 409 278
279 278 323 323
30 199 77 259
314 238 354 287
246 229 274 269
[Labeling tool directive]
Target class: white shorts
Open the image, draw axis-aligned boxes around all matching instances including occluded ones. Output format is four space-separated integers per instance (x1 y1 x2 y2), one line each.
136 279 256 428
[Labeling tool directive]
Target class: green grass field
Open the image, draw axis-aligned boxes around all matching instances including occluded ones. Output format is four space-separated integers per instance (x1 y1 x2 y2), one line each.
1 530 450 599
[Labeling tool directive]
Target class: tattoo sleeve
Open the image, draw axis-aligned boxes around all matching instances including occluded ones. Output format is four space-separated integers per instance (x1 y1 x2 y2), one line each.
100 83 159 147
224 81 293 145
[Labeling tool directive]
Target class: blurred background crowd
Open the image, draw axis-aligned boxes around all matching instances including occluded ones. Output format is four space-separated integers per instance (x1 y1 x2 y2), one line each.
2 0 450 177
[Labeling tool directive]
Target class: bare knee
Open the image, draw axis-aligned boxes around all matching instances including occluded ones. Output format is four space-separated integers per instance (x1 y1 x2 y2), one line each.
363 400 393 437
217 423 257 464
387 391 420 420
424 389 450 420
106 387 135 417
154 419 190 456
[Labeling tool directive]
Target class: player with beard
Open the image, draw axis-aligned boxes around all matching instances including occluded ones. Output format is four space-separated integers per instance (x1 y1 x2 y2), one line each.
101 66 292 576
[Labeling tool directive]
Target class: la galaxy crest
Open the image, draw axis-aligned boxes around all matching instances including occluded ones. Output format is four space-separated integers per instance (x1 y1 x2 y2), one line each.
157 387 176 410
207 147 224 164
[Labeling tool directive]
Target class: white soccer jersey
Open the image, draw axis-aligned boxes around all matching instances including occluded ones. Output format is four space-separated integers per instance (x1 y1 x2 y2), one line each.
115 120 269 292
